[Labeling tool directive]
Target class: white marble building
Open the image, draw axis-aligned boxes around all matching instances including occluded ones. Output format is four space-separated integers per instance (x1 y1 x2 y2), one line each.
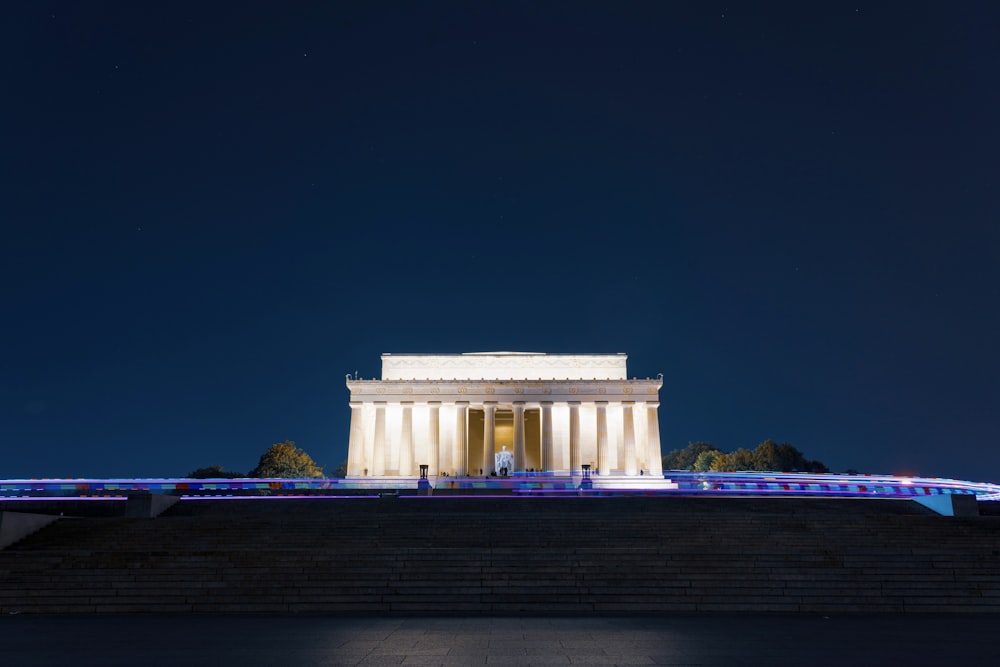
345 352 667 482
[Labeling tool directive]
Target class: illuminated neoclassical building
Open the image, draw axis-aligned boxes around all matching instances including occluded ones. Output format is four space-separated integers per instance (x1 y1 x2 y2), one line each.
345 352 670 484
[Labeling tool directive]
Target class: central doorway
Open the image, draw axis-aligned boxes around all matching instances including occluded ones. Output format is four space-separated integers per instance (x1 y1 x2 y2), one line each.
465 407 542 474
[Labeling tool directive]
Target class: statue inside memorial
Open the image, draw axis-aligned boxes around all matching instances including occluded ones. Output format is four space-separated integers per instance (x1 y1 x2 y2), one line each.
495 445 514 477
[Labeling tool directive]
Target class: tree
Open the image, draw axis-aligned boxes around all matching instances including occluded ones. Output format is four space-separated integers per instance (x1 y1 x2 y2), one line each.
331 460 348 478
665 438 831 474
249 441 325 478
807 459 830 473
662 442 720 470
710 440 830 473
187 465 244 479
711 447 755 472
692 449 721 472
752 439 829 473
752 439 780 471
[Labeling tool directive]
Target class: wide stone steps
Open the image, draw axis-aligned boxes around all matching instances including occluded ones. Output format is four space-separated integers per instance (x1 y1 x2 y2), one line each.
1 497 998 613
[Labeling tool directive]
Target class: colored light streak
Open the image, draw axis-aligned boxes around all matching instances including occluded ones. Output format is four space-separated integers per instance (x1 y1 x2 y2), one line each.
1 472 998 501
179 494 378 500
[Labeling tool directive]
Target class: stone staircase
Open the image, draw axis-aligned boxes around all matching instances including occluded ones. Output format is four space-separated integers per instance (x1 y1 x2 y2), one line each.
1 496 999 614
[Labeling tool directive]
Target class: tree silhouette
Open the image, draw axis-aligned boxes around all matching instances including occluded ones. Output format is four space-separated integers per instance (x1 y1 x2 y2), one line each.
662 442 720 470
187 465 244 479
249 441 324 478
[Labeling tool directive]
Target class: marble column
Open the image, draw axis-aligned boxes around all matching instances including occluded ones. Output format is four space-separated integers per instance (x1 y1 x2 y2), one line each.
455 401 468 477
347 402 365 476
622 401 637 476
541 401 554 472
428 401 440 475
512 401 526 472
646 401 663 477
439 404 453 476
372 401 387 476
596 401 609 476
482 402 496 475
568 401 581 474
398 402 413 477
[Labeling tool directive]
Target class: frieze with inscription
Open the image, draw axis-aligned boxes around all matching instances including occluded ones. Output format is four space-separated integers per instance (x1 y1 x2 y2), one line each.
347 379 662 402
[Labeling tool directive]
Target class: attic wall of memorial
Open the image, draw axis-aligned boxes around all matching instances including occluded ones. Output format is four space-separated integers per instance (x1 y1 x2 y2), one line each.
379 353 630 381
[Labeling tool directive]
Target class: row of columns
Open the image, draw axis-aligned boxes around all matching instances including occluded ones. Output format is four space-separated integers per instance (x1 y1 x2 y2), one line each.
348 400 662 477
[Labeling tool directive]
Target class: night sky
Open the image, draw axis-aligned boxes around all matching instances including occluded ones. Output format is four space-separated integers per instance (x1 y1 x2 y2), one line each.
3 2 998 482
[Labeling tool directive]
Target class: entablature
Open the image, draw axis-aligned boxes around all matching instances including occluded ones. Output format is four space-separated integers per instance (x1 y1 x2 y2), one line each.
345 378 662 404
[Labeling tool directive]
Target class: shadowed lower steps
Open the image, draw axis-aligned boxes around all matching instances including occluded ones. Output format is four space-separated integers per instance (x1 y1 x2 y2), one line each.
1 496 999 614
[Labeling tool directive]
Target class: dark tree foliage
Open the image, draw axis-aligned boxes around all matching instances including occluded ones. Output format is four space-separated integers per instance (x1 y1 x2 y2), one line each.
713 447 755 471
664 440 830 473
710 440 829 473
693 449 721 472
331 460 348 478
249 440 325 479
187 465 244 479
662 442 720 470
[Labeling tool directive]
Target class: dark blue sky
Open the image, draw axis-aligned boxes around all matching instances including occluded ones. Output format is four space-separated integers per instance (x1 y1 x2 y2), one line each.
3 2 998 481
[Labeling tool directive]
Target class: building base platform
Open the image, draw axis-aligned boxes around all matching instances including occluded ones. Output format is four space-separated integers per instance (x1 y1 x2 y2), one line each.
343 473 678 493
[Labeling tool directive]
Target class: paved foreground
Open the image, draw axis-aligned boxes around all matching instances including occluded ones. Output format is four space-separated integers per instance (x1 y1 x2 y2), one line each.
1 614 996 666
